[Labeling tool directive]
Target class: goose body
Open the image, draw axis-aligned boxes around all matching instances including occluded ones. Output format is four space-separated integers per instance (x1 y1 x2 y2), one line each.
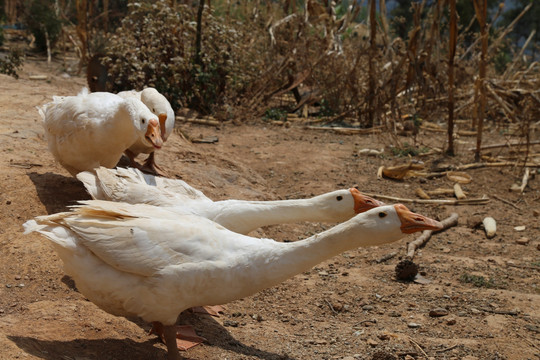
39 89 163 176
24 201 442 359
117 88 175 174
77 167 385 234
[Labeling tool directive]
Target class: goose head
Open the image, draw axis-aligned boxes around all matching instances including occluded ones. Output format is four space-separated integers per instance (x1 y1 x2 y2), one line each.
122 97 163 149
351 204 443 247
140 88 171 140
313 188 385 222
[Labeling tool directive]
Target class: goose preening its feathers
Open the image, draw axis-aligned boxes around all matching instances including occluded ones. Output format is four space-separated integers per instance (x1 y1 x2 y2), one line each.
77 167 385 234
117 88 175 175
24 201 442 360
39 88 164 176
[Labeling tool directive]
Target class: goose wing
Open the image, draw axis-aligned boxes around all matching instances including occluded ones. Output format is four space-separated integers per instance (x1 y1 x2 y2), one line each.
44 200 230 277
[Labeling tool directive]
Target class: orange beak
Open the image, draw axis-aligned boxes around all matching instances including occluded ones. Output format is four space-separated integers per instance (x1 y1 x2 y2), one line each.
349 188 385 213
145 118 164 149
394 204 443 234
158 113 168 140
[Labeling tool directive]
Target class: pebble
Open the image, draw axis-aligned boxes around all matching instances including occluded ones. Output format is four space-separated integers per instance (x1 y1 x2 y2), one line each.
407 322 421 328
14 275 21 280
223 320 239 327
366 338 378 346
5 284 12 288
516 237 530 245
252 314 263 322
446 317 457 325
514 225 526 232
470 308 482 315
362 305 374 311
429 308 449 317
533 209 540 217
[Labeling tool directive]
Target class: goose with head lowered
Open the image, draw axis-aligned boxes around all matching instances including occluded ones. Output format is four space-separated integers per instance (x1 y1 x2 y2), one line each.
77 166 385 234
117 88 175 175
39 88 164 176
24 201 442 360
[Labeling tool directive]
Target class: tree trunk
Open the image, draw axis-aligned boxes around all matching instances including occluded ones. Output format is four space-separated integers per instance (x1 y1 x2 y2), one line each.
446 0 457 156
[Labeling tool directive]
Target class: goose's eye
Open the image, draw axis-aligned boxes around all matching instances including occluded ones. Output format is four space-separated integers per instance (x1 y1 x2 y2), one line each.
142 119 146 124
152 108 156 113
378 212 387 218
336 195 343 201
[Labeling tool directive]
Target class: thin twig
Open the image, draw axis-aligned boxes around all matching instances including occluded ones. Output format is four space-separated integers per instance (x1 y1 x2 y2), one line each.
363 193 489 206
324 299 339 315
375 251 398 263
436 344 459 353
492 195 521 210
467 140 540 151
407 335 429 359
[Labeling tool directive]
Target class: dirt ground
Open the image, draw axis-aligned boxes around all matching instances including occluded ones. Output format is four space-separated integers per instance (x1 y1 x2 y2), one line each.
0 58 539 360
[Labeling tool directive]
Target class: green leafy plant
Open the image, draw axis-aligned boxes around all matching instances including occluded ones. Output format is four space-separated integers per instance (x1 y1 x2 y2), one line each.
102 0 263 115
459 273 497 288
263 108 287 121
390 142 428 157
23 0 63 52
0 49 25 78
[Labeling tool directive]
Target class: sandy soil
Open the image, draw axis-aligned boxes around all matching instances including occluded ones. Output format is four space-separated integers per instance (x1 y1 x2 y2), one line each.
0 58 539 360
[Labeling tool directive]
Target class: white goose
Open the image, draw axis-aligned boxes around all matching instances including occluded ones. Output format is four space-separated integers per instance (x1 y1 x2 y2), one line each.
77 167 385 234
24 201 442 360
117 88 175 175
39 88 164 176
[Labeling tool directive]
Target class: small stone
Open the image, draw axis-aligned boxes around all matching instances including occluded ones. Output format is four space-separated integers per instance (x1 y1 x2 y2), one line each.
252 314 263 322
14 275 21 280
516 237 530 245
470 307 482 314
17 283 24 288
318 271 329 276
429 308 449 317
342 357 355 360
514 225 526 232
223 320 239 327
362 305 374 311
537 243 540 251
6 200 11 205
533 209 540 217
407 322 421 328
446 317 457 325
5 284 12 288
366 338 378 346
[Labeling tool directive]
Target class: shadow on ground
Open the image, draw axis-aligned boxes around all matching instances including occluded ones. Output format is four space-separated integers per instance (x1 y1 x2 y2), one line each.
28 172 89 214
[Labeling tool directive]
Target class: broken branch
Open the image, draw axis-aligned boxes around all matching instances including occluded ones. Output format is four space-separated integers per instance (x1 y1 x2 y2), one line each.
407 212 459 258
363 193 489 206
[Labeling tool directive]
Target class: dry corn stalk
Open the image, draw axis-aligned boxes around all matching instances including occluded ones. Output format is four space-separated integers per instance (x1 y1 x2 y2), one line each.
473 0 488 162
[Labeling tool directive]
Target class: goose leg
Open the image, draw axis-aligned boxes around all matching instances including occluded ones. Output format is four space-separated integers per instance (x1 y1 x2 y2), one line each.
141 152 169 177
162 324 183 360
123 150 168 177
124 149 143 170
150 321 206 351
